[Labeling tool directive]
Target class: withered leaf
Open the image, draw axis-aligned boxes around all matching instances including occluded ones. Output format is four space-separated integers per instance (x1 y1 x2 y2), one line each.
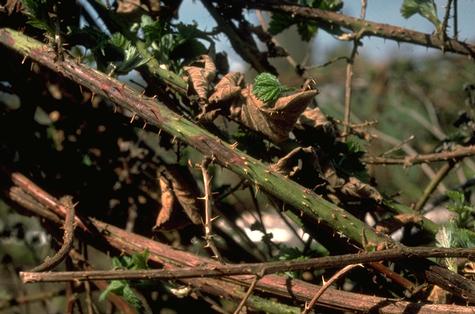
270 146 321 177
4 0 22 14
161 164 202 225
298 107 330 129
340 177 383 203
154 176 175 229
116 0 141 13
208 72 244 104
239 86 318 143
184 55 216 100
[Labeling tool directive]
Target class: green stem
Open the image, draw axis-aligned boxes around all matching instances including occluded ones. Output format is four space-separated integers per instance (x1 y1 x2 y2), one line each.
0 28 392 248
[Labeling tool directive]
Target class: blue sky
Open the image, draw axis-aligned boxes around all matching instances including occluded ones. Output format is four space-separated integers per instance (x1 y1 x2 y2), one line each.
179 0 475 70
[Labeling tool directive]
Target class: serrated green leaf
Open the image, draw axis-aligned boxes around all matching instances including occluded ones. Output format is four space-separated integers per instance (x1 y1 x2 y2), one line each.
130 250 149 270
253 73 290 103
99 280 126 301
122 285 145 312
105 33 148 75
268 0 343 40
268 13 294 36
400 0 441 28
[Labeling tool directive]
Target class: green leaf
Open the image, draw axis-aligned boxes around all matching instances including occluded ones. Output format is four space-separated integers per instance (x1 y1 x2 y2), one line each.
253 73 291 103
400 0 441 28
122 285 145 312
106 33 149 75
21 0 54 33
99 280 126 301
130 250 149 270
268 0 343 40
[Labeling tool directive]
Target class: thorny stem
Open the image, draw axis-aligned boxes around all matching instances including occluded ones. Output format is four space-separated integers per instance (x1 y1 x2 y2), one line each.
363 145 475 166
453 0 458 39
7 172 475 313
0 28 391 249
233 276 260 314
302 264 361 314
241 0 475 57
441 0 453 48
414 161 456 211
200 157 224 263
30 196 75 272
343 0 366 140
20 246 475 283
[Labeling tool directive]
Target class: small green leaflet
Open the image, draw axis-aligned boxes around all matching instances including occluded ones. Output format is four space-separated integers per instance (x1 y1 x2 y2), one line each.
253 73 291 103
268 0 343 41
400 0 441 29
107 33 149 75
100 250 149 313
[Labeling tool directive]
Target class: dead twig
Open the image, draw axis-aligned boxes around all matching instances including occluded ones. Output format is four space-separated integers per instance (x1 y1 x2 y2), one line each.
414 161 456 211
233 276 260 314
363 145 475 166
200 156 224 263
30 196 76 272
19 246 475 283
302 264 361 314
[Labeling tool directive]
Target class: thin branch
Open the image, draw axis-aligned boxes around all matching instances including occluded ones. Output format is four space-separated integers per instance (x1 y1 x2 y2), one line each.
255 10 299 72
302 264 361 314
30 196 75 272
201 0 276 73
453 0 458 39
363 145 475 166
233 276 260 314
368 262 417 293
414 161 456 211
19 246 475 283
360 0 367 19
200 157 224 263
0 27 391 250
342 0 366 140
342 43 357 140
7 172 475 314
241 0 475 57
440 0 453 48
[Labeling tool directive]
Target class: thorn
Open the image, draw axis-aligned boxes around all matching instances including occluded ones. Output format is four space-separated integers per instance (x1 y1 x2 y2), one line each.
210 216 220 222
158 128 162 136
130 113 137 123
230 142 238 150
79 85 83 94
21 55 27 64
113 105 117 113
152 95 158 99
171 136 177 144
91 92 95 104
142 122 147 129
197 196 207 200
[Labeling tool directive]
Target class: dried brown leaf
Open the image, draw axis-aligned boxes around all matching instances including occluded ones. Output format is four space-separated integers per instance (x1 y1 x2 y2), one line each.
208 72 244 104
239 86 318 143
427 285 448 304
340 177 383 203
393 213 423 224
4 0 22 14
185 55 216 100
162 165 202 225
298 107 330 128
270 146 321 177
116 0 142 13
154 177 175 229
